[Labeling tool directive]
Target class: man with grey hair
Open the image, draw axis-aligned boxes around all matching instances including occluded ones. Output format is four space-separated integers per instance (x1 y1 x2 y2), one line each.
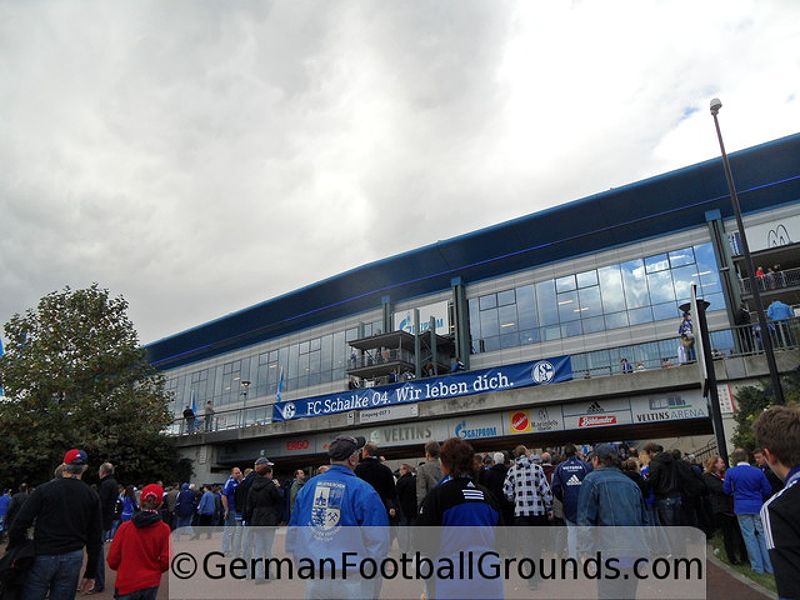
9 449 103 599
94 461 118 593
416 441 443 509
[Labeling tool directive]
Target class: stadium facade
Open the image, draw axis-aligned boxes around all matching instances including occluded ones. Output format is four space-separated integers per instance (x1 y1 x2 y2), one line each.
147 133 800 478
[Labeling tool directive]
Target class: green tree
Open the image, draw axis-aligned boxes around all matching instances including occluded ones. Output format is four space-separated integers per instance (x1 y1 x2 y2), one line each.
731 368 800 452
0 284 182 487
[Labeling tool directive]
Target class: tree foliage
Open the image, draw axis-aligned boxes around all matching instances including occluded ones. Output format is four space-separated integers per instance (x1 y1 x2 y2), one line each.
0 284 181 487
731 367 800 452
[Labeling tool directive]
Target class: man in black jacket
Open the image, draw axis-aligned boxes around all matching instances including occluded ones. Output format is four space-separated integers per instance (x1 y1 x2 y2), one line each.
754 406 800 600
245 458 283 583
355 443 398 523
8 449 102 599
93 462 118 593
643 443 682 526
4 483 30 535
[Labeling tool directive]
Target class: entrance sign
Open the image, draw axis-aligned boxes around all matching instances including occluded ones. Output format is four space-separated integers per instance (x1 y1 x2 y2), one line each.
272 356 573 422
358 403 419 424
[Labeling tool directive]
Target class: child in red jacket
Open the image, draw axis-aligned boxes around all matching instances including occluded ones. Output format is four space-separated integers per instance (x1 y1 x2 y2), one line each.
108 483 170 600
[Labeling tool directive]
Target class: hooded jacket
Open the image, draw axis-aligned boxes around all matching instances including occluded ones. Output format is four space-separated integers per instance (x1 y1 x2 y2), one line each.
107 510 170 596
245 474 283 526
648 451 680 500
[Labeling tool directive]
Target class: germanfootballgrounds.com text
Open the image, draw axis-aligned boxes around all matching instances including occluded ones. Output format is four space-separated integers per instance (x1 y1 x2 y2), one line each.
171 550 704 583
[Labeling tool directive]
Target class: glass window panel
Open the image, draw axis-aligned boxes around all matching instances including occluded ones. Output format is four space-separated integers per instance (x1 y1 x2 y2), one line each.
500 333 520 349
536 280 559 326
604 311 628 330
516 285 536 330
482 336 500 353
372 320 383 336
578 286 602 318
576 270 598 288
541 325 561 341
310 337 321 352
557 291 580 322
671 264 699 300
645 254 670 273
320 335 333 372
298 352 309 375
582 315 606 334
320 371 333 384
479 309 500 338
498 304 518 334
562 321 583 338
288 344 299 380
362 323 372 337
308 373 320 387
332 332 345 371
497 289 516 307
298 340 309 354
519 329 539 345
556 275 576 293
669 247 695 268
621 259 650 308
647 270 676 304
479 294 497 310
652 302 679 321
269 350 278 362
598 265 626 314
308 350 321 374
468 298 481 342
628 306 654 325
345 328 359 341
702 280 722 296
705 293 726 312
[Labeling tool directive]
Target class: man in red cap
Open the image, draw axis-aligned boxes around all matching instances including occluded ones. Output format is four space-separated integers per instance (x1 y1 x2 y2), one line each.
107 483 171 600
8 448 103 600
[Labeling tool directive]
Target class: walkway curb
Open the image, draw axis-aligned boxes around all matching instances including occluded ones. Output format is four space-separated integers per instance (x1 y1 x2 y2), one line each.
706 546 774 599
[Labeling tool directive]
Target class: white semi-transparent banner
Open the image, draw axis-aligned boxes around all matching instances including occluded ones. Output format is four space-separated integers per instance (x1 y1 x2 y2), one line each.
169 526 706 599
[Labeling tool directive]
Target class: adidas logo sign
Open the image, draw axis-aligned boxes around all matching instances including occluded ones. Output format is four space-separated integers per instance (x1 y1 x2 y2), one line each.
587 401 604 414
566 475 582 486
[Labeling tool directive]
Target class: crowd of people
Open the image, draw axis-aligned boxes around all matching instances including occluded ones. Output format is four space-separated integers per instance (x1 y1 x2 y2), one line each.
1 405 798 600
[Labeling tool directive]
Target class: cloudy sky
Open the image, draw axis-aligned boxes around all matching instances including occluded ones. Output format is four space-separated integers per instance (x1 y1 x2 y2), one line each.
1 1 798 345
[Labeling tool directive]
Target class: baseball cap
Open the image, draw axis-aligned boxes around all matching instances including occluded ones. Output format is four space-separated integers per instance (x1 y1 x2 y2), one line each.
63 449 88 466
255 457 274 467
594 443 619 460
141 483 164 506
328 435 366 460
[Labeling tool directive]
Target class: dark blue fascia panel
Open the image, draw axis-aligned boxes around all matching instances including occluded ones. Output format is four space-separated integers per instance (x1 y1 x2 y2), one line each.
146 133 800 370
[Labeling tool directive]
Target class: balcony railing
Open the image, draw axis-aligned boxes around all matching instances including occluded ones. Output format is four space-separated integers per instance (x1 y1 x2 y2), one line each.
740 266 800 294
168 317 799 436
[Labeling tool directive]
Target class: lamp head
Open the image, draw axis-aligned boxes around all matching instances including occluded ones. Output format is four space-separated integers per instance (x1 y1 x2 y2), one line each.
710 98 722 116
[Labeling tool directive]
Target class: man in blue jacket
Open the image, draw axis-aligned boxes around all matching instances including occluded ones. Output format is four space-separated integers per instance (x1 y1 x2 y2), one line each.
288 435 389 598
724 448 774 574
551 444 592 557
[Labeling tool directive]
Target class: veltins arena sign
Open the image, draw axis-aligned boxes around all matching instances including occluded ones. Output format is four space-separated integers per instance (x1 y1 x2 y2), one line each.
272 356 572 423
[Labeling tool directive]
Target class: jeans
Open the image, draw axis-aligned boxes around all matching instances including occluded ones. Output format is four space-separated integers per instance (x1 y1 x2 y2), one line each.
657 497 682 526
21 549 85 600
116 586 159 600
251 528 277 580
222 511 242 554
95 533 111 592
736 514 773 574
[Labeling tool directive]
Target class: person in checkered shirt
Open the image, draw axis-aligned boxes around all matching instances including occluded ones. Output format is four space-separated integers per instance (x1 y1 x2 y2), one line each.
503 445 554 523
503 445 553 590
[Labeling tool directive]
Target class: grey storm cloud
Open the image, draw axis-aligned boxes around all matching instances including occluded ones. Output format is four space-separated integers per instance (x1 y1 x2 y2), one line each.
1 0 798 344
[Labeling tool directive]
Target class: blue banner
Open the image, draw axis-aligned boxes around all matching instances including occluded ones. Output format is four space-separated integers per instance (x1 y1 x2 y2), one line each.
272 356 572 422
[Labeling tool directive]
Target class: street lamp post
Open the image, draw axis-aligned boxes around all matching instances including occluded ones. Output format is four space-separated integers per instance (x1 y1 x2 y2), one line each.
240 379 251 426
709 98 785 405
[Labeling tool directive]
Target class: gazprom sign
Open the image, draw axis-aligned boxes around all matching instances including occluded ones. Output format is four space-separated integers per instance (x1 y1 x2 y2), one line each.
272 356 572 423
393 301 450 335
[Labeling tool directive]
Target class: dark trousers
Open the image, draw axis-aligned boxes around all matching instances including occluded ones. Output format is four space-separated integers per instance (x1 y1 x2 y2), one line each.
715 513 747 565
116 586 159 600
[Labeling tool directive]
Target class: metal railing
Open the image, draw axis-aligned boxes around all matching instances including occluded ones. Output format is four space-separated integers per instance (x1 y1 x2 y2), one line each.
740 266 800 294
347 348 416 370
168 317 799 437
